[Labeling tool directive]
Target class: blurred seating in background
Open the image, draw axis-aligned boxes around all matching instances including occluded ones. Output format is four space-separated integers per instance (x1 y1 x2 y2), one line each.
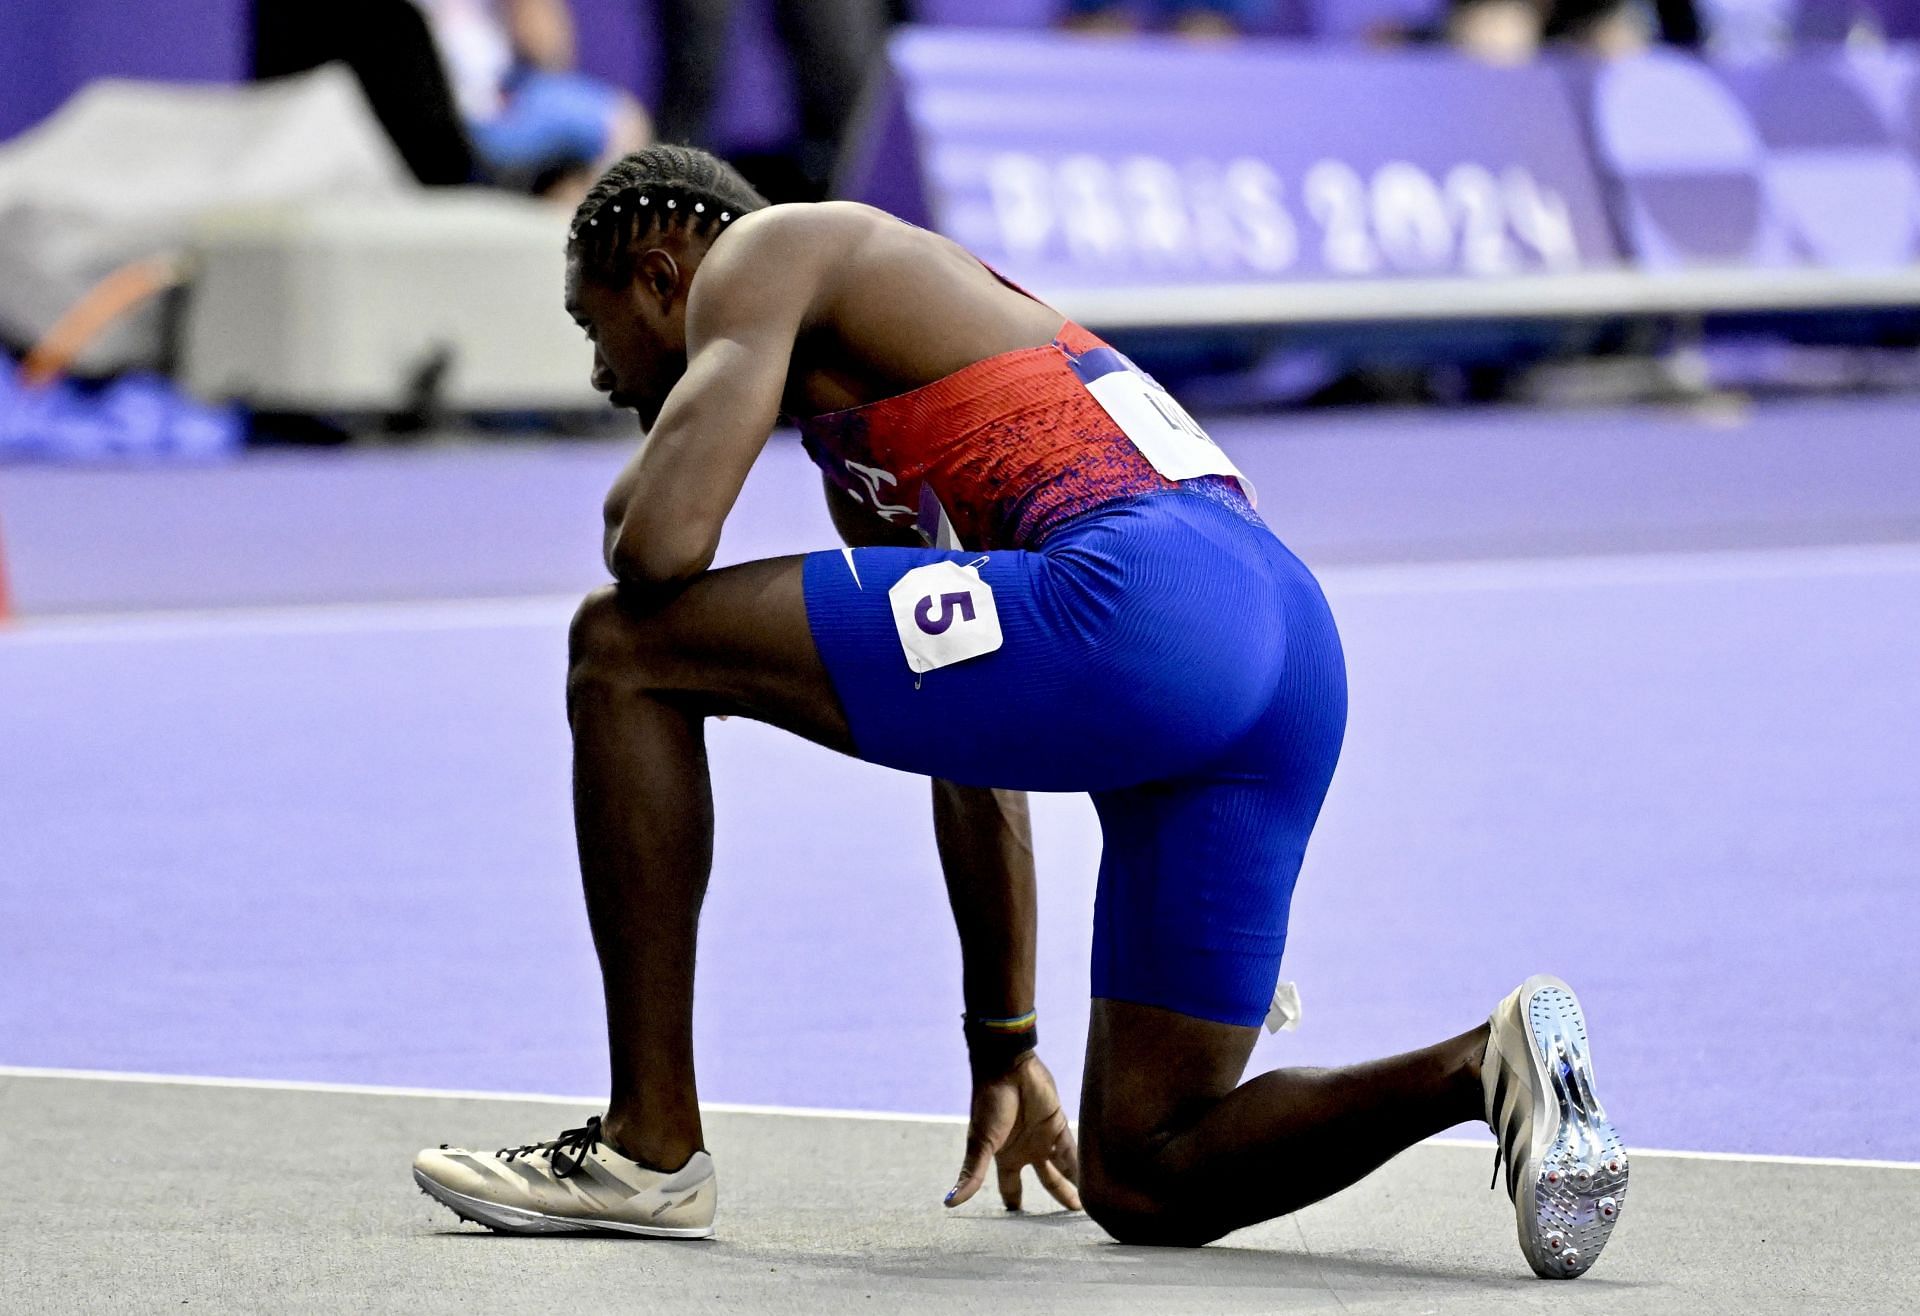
0 67 419 454
1058 0 1273 38
1 0 1918 450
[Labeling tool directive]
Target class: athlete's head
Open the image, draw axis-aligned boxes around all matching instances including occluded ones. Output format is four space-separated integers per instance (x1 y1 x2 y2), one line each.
564 145 769 426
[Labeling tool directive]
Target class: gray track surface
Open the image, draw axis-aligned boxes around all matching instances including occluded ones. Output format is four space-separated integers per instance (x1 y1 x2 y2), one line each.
3 1076 1909 1314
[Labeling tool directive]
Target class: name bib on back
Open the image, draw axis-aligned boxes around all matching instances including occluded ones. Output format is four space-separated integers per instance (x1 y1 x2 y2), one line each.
1077 351 1257 503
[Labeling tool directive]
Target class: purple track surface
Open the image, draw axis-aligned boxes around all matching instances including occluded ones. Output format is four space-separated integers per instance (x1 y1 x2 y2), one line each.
3 401 1918 1164
6 397 1918 615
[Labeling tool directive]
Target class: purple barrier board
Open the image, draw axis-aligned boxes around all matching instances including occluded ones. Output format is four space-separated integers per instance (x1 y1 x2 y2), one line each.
0 0 245 142
842 31 1621 289
1578 47 1920 270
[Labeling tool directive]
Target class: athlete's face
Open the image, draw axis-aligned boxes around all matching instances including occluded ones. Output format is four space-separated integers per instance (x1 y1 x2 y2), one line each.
565 248 690 431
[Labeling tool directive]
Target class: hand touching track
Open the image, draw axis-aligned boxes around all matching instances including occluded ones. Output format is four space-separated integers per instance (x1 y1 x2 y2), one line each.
946 1053 1081 1212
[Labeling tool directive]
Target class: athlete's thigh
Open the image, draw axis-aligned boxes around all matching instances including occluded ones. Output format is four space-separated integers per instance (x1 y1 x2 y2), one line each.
801 540 1156 790
1077 773 1297 1182
584 536 1131 783
575 555 854 753
1077 551 1348 1195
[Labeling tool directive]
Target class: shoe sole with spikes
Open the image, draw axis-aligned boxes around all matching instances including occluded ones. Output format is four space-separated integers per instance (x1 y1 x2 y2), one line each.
1487 975 1628 1279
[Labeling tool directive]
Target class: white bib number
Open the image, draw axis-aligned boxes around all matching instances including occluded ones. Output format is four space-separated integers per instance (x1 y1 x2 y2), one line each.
1084 362 1257 503
888 560 1003 676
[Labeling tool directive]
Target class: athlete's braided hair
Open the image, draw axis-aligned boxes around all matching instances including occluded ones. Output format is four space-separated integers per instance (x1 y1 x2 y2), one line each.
568 145 769 284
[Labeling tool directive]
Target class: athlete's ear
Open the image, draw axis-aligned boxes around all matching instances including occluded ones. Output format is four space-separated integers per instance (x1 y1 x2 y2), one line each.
635 248 681 316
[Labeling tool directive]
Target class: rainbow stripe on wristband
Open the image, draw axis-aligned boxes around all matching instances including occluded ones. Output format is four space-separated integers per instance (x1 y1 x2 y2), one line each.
963 1011 1038 1083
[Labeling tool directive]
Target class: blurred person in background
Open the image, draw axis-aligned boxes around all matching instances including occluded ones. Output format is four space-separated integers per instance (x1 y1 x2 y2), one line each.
652 0 888 202
1060 0 1259 37
1544 0 1657 54
253 0 649 193
253 0 482 186
416 0 652 197
1444 0 1549 62
1439 0 1661 61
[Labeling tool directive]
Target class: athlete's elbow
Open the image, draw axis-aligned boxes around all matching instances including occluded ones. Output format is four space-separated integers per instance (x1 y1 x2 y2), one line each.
607 524 717 592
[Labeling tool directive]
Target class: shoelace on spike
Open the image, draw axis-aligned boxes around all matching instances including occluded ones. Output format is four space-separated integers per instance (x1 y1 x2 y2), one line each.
498 1116 604 1180
1489 1084 1525 1198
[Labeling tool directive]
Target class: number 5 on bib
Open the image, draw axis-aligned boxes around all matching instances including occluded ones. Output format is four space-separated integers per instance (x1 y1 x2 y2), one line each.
888 560 1004 677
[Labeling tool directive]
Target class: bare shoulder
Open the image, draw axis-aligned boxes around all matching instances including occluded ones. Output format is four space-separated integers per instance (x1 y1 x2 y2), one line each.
694 202 891 291
688 201 1024 364
696 203 943 307
723 200 904 250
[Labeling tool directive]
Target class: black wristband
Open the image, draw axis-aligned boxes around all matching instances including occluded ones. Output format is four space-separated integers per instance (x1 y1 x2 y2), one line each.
963 1013 1037 1084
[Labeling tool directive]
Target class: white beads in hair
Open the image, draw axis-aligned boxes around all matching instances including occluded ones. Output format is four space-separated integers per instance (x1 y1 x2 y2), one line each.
571 180 751 247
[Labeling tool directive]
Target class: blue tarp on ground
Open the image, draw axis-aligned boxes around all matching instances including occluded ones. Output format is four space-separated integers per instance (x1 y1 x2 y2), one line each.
0 356 243 464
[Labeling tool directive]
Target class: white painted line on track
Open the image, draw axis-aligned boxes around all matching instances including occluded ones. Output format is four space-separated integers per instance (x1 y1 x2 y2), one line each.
0 594 580 646
0 1064 967 1126
1419 1134 1920 1172
1322 540 1920 599
4 1064 1914 1171
4 540 1917 647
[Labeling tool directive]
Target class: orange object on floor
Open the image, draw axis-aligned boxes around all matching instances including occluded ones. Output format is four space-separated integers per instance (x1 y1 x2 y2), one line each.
18 253 189 390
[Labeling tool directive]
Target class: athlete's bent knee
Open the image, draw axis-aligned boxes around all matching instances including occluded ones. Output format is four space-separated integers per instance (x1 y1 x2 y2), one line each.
567 586 659 715
1081 1170 1217 1248
569 582 623 664
1083 1192 1213 1248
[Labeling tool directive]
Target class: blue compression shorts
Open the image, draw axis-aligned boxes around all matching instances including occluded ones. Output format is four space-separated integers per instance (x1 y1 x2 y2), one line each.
802 481 1348 1027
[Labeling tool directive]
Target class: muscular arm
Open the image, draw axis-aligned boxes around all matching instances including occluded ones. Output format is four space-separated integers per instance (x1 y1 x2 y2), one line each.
824 478 1039 1031
602 221 825 594
933 782 1038 1026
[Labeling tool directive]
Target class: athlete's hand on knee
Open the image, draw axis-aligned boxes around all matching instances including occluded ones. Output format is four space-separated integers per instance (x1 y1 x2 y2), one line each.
945 1053 1081 1213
